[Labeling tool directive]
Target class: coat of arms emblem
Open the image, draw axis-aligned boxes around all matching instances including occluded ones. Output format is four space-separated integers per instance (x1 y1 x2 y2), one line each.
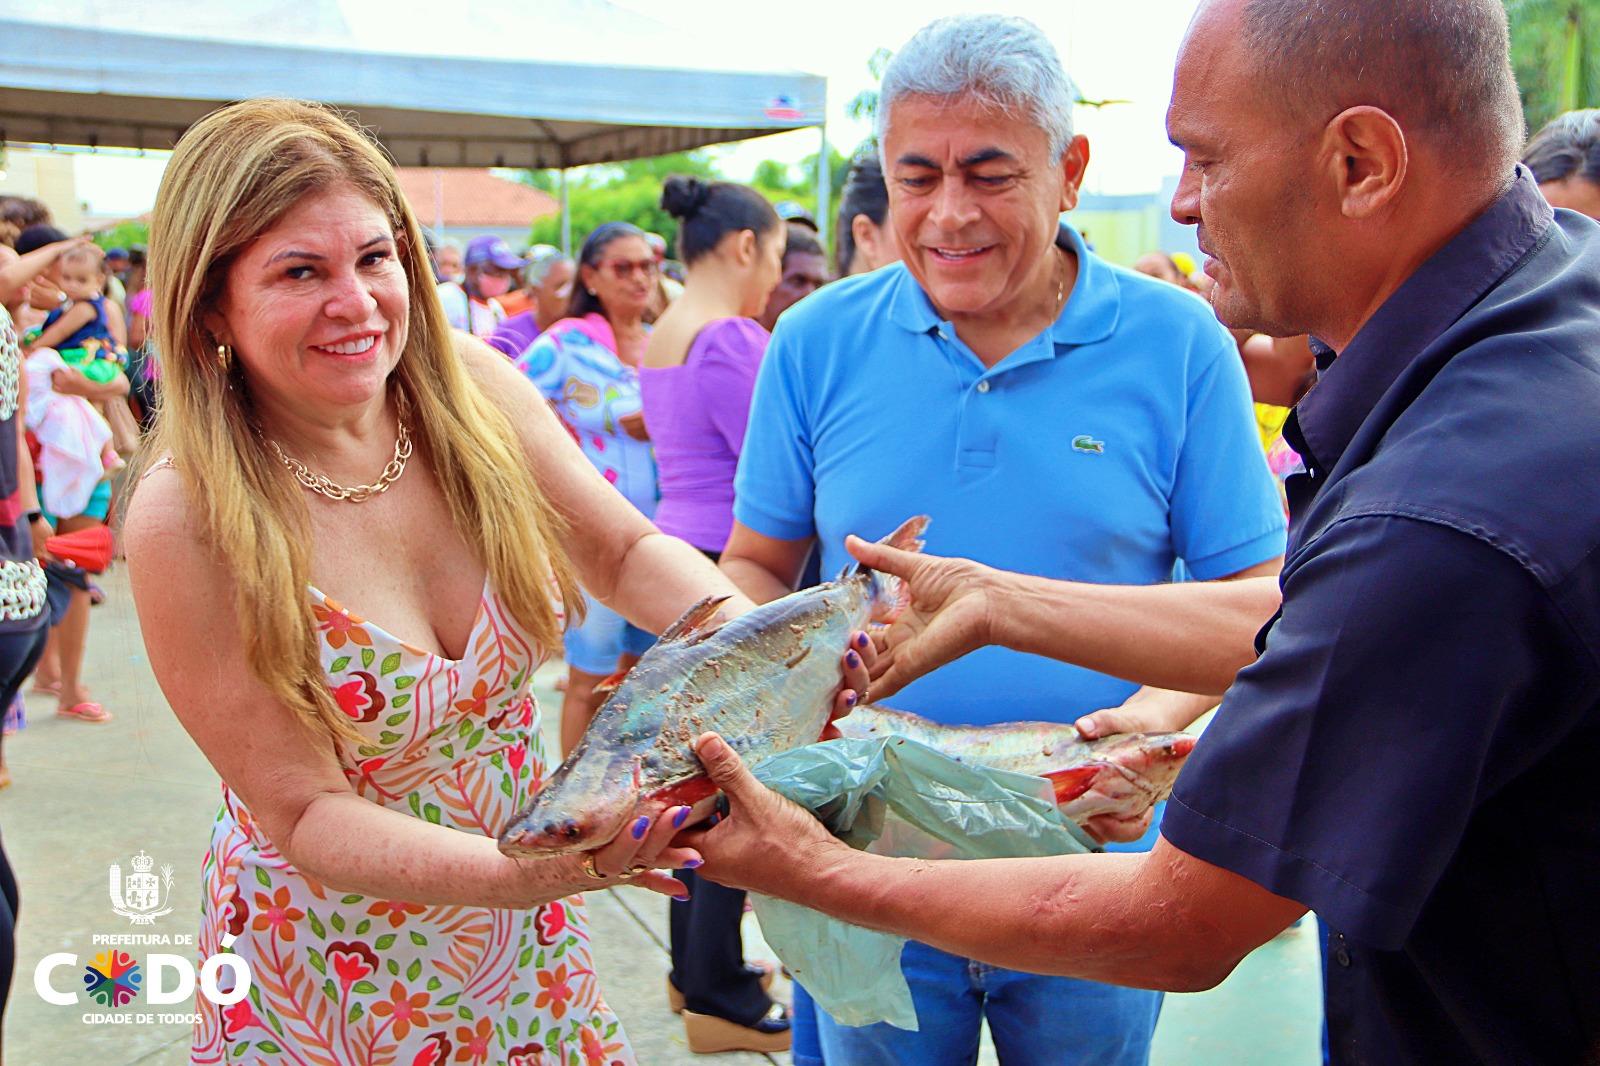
109 851 175 925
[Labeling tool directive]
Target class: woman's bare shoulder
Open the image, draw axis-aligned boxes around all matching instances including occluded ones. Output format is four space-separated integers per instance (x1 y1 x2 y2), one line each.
454 330 528 400
122 457 204 571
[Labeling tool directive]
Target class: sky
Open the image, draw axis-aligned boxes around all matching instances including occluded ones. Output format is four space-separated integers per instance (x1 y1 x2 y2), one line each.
66 0 1203 217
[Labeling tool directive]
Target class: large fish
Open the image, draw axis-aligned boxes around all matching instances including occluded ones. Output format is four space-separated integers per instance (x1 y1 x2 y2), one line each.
834 705 1195 826
498 516 929 857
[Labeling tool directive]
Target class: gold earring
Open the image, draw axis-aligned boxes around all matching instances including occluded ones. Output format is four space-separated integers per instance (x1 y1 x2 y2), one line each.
216 343 231 369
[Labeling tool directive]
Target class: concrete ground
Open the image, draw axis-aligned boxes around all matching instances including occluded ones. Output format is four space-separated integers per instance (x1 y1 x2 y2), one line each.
1 570 1323 1064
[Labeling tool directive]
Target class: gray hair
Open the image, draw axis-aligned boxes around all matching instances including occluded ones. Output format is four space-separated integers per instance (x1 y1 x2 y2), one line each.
876 15 1077 161
1238 0 1523 179
525 245 572 285
1523 109 1600 187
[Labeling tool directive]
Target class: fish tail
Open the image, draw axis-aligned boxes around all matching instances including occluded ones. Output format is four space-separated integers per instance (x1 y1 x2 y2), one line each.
864 515 928 623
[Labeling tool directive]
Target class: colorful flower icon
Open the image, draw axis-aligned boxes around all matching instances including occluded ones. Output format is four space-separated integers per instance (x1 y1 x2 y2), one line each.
252 886 305 942
534 901 567 946
367 898 428 928
370 980 432 1041
222 998 259 1037
453 1016 494 1063
534 964 573 1019
314 601 373 649
82 950 140 1007
326 939 379 992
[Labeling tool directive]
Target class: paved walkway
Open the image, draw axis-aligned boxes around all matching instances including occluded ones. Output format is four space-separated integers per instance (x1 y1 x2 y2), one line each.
1 571 1322 1063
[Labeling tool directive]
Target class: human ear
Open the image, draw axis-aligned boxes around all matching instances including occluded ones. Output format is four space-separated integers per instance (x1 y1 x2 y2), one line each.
851 214 880 270
202 307 233 348
1322 106 1408 219
1059 135 1092 213
736 228 758 266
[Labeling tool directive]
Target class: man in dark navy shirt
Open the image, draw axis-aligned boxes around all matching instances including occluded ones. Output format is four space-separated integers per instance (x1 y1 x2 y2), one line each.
678 1 1600 1064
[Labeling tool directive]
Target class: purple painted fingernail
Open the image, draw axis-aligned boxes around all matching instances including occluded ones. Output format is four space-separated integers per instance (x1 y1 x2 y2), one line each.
672 806 690 828
846 691 858 706
674 891 692 902
846 651 861 668
631 816 650 840
684 858 703 869
856 633 869 649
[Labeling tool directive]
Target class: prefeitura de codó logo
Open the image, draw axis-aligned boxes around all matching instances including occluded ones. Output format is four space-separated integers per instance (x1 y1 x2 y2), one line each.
33 850 252 1026
110 850 175 924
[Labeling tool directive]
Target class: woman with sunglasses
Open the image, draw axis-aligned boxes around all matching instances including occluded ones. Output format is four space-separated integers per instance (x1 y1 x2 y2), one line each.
515 222 660 752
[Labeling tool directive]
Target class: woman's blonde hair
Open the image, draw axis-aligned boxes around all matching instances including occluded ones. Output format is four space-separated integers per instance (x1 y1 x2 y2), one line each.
142 98 583 743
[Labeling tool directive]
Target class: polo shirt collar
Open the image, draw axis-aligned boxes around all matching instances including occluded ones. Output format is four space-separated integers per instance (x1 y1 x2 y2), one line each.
885 224 1121 349
1295 167 1553 474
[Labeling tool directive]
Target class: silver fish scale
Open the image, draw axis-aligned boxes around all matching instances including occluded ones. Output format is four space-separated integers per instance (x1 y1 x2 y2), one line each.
632 580 869 779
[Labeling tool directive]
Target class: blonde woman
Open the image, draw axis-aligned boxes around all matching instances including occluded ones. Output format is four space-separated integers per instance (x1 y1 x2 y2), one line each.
124 99 870 1065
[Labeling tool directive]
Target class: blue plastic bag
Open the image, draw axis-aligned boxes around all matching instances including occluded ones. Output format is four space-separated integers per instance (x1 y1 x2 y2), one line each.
748 735 1098 1030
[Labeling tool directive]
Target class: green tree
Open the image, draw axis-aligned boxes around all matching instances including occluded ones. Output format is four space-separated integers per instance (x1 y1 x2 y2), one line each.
845 47 896 128
520 150 725 253
93 221 150 251
1507 0 1600 134
751 159 797 193
527 178 683 253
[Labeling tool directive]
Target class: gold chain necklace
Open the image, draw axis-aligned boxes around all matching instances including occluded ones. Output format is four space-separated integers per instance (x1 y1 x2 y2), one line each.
269 416 413 503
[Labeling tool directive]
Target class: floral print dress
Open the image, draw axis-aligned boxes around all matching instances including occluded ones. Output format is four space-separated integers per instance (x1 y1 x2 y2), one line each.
192 582 633 1066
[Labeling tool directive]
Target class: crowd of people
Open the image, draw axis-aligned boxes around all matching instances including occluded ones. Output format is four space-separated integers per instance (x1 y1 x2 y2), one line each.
0 201 150 746
0 1 1596 1063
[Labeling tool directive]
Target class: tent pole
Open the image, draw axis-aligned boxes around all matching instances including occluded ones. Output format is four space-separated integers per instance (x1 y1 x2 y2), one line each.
815 120 832 261
560 167 571 256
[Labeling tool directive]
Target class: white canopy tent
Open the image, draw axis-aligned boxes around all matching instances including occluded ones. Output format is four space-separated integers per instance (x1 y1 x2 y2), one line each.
0 0 831 248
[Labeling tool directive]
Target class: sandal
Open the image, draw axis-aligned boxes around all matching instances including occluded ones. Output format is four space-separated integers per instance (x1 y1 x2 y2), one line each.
57 702 112 723
667 962 776 1014
682 1004 791 1055
30 681 61 698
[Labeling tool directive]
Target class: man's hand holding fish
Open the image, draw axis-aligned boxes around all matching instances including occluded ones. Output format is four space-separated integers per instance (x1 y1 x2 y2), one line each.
844 533 1280 711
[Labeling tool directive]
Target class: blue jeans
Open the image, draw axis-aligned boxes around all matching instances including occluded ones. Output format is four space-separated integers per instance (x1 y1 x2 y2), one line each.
815 940 1162 1065
793 982 824 1066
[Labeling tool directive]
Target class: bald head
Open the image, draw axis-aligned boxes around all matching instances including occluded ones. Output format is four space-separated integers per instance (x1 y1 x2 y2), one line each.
1219 0 1523 181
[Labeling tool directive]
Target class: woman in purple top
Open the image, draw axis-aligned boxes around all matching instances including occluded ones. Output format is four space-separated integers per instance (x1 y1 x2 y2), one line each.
641 313 769 549
639 176 786 1055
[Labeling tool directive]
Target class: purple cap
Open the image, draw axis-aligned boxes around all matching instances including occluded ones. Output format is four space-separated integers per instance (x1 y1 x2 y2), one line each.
464 235 527 271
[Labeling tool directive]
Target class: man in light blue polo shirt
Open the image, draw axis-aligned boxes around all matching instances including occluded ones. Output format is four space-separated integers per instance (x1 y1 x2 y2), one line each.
721 14 1285 1065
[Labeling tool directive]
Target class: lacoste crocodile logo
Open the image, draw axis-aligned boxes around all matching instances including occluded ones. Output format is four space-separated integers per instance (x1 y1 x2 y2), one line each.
1071 435 1105 455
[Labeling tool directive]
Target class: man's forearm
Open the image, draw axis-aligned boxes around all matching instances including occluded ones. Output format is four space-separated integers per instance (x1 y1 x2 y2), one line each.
803 845 1232 992
989 572 1280 696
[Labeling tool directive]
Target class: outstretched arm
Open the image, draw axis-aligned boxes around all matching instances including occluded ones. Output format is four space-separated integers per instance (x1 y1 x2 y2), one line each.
0 237 91 308
847 535 1281 701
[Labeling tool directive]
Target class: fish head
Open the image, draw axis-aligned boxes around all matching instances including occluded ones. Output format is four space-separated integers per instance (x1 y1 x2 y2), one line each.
498 749 643 858
1107 732 1196 794
1053 732 1197 823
